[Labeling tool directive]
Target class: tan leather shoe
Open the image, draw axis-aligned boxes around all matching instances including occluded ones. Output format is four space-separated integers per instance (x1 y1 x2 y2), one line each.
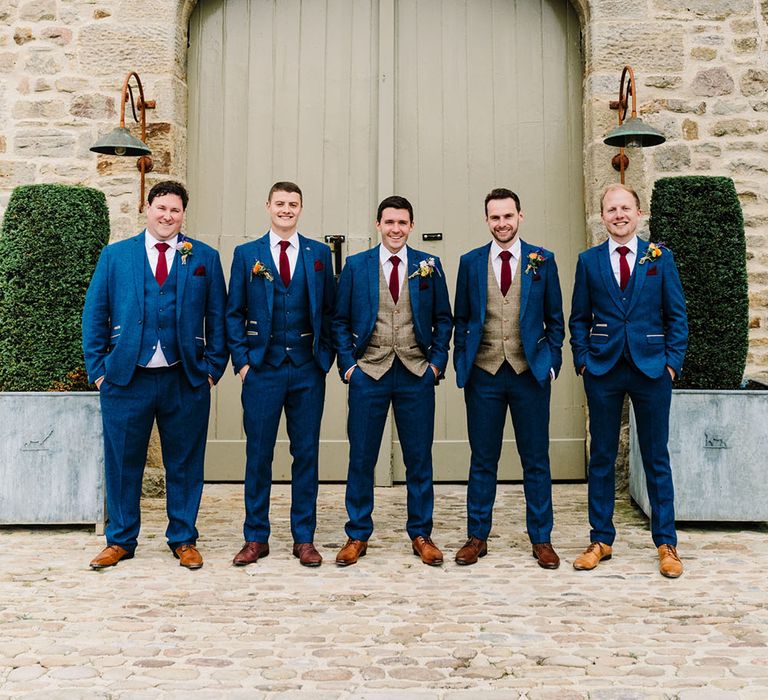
174 544 203 569
455 536 487 565
89 545 133 570
573 541 612 571
336 538 367 566
658 544 683 578
233 541 269 566
532 543 560 569
412 536 443 566
293 542 322 567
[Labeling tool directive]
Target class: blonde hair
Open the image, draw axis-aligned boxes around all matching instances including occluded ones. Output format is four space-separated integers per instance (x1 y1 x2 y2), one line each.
601 184 641 212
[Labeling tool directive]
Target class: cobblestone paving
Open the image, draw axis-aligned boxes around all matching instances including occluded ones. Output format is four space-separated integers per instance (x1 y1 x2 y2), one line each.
1 483 767 699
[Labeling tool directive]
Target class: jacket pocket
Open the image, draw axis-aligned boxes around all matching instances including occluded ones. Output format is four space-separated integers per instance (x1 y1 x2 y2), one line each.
646 334 665 344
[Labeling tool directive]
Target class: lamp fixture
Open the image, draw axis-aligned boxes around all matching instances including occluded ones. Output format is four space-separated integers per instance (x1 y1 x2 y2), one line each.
604 65 666 184
90 71 156 212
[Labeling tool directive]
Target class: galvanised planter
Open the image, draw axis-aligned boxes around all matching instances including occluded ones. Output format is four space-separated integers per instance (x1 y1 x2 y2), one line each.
629 387 768 521
0 392 105 532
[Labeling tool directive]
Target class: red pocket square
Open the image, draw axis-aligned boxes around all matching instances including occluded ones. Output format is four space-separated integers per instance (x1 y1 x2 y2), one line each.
193 265 206 276
314 260 324 271
533 273 541 282
419 279 429 290
646 267 657 276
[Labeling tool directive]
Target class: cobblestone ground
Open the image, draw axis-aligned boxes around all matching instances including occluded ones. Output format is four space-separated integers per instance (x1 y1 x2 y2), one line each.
1 483 767 699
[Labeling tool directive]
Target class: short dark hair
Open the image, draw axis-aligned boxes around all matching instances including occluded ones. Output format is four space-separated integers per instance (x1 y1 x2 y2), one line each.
376 195 414 223
148 180 188 209
484 188 521 216
268 181 303 204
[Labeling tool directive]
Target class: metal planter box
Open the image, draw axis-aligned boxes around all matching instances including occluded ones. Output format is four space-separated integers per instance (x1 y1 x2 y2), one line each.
629 389 768 521
0 392 104 532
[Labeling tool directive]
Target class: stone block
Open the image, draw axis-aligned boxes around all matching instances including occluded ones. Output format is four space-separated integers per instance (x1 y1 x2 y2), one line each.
55 75 90 93
13 27 33 45
652 0 752 20
14 128 76 157
741 69 768 97
24 48 64 75
12 98 66 119
0 135 5 153
690 46 717 61
70 93 115 120
77 24 176 76
94 8 111 19
734 37 758 54
711 119 768 137
0 52 17 72
18 0 54 21
653 143 692 171
644 75 683 89
682 119 699 140
713 98 749 114
695 142 722 156
40 26 72 46
586 0 650 20
0 0 18 23
0 159 36 187
590 23 684 72
731 19 758 34
692 67 734 96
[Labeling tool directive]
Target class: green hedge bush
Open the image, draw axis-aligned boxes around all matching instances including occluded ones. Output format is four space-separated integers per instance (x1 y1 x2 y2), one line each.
0 184 110 391
649 176 748 390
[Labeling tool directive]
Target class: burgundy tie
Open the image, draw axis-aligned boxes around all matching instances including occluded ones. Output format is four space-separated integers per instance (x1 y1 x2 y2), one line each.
389 256 400 304
499 250 512 296
279 240 291 287
617 245 630 291
155 242 170 286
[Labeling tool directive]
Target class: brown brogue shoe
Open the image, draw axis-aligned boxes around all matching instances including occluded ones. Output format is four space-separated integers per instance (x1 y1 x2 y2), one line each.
89 545 132 570
174 544 203 569
532 543 560 569
336 538 367 566
233 541 269 566
455 536 487 566
293 542 322 567
412 536 443 566
573 541 612 571
658 544 683 578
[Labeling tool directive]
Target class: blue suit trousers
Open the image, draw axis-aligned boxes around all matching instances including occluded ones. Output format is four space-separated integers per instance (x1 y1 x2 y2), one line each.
345 359 435 541
583 358 676 547
99 365 210 552
464 364 554 544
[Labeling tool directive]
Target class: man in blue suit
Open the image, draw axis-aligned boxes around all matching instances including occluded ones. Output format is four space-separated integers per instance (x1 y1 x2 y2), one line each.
227 182 335 567
333 196 453 566
569 184 688 578
83 180 228 570
453 188 564 569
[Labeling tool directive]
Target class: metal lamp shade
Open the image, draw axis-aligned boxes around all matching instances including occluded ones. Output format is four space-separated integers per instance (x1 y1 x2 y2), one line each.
90 127 151 157
604 117 666 148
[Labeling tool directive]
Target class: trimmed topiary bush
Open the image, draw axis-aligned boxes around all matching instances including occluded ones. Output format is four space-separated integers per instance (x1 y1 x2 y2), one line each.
649 176 748 390
0 184 110 391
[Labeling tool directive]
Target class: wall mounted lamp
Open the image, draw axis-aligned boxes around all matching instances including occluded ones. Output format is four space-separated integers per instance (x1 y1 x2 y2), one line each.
90 71 156 212
604 65 666 184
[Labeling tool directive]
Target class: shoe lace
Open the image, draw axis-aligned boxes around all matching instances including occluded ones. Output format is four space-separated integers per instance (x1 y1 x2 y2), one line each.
660 544 680 562
585 542 602 554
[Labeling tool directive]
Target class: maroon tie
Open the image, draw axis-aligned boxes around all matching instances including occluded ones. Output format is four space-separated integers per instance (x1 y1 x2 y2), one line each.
155 242 170 286
389 256 400 304
499 250 512 296
279 240 291 287
617 245 630 291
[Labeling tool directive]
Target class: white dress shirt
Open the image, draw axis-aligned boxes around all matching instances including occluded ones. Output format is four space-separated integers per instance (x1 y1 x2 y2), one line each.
490 238 521 289
379 243 408 293
144 230 179 368
608 235 638 286
269 229 300 277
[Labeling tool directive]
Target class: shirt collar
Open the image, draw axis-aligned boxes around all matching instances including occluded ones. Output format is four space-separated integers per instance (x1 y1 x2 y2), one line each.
379 244 408 267
145 229 178 251
608 235 637 255
269 229 299 249
490 237 521 260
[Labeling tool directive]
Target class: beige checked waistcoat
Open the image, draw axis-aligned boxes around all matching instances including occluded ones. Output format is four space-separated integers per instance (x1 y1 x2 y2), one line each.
473 254 529 375
357 265 429 380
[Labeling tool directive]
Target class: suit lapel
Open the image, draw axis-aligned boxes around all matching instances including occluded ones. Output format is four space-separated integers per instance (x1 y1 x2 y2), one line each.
476 244 490 325
598 240 625 313
132 232 147 311
255 234 274 319
626 238 649 315
175 237 190 320
367 246 380 318
298 234 317 318
407 249 421 330
518 240 533 319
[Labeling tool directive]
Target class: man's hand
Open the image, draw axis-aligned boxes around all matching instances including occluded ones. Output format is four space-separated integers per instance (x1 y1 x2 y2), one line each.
667 366 676 380
579 365 586 376
430 364 439 379
344 365 357 382
95 376 104 390
208 375 215 388
239 365 250 382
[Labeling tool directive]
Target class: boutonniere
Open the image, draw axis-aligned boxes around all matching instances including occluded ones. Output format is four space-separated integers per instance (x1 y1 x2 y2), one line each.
250 260 274 282
638 242 666 265
408 257 440 279
314 260 324 272
524 248 546 275
176 237 193 265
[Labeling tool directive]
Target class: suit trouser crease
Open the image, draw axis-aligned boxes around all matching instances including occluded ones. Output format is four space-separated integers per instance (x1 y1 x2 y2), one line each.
464 364 553 543
345 359 435 541
100 368 209 552
583 360 676 547
241 361 324 543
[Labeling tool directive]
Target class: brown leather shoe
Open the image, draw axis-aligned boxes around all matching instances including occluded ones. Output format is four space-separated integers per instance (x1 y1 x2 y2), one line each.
658 544 683 578
455 536 487 565
233 541 269 566
336 538 367 566
532 542 560 569
89 545 133 570
174 544 203 569
573 541 612 571
293 542 322 567
412 536 443 566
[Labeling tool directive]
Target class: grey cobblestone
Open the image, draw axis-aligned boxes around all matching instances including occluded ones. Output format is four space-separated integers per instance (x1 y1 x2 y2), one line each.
1 483 768 697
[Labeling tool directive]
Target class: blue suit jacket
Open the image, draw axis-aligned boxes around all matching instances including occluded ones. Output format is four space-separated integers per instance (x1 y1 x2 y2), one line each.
226 233 336 373
453 240 564 388
569 238 688 379
332 245 453 381
82 232 229 387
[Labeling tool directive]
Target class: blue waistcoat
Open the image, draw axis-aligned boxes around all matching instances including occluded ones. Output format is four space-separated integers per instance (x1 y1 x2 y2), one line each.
138 256 181 366
265 253 313 367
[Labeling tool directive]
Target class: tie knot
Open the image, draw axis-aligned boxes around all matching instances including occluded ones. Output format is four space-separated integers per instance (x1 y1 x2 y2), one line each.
279 240 291 252
155 242 170 253
499 250 512 262
389 255 400 267
617 245 630 257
